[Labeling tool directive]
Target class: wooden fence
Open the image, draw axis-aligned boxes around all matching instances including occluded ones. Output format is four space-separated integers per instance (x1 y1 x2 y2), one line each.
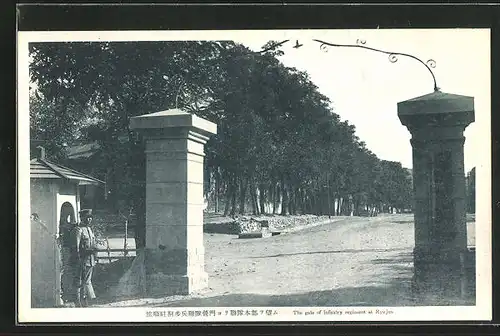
96 237 137 263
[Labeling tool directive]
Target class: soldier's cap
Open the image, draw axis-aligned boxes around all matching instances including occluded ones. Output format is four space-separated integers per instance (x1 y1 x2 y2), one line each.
79 209 93 218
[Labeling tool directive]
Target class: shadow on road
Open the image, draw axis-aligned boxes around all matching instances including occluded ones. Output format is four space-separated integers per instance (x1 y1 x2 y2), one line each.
250 248 410 259
92 250 474 308
144 251 419 308
148 284 416 308
371 252 413 265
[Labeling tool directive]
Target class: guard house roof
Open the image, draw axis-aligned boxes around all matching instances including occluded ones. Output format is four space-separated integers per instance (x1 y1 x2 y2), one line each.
30 157 104 185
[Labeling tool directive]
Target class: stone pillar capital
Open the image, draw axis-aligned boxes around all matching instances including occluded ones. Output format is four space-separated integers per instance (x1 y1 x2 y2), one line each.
410 136 466 148
130 108 217 141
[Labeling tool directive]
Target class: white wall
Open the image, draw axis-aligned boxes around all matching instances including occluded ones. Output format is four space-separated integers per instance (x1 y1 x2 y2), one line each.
30 179 58 308
30 179 80 307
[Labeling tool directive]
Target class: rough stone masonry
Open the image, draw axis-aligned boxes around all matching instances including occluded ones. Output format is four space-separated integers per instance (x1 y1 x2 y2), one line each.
130 109 217 296
398 91 474 301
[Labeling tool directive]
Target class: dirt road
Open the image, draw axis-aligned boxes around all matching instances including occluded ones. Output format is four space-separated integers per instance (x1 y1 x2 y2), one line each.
99 214 474 307
177 215 414 307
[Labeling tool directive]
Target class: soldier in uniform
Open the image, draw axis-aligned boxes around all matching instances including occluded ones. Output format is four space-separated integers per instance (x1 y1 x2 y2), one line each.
73 209 98 307
60 218 78 306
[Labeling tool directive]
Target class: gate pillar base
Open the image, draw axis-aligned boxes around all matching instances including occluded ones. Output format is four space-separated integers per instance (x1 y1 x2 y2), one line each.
411 246 471 305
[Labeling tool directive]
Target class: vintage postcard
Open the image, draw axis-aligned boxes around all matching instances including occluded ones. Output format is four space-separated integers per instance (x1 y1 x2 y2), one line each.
17 28 492 323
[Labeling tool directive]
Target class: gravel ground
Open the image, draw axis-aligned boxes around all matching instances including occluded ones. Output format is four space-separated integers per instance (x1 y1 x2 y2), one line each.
196 215 415 307
96 214 475 308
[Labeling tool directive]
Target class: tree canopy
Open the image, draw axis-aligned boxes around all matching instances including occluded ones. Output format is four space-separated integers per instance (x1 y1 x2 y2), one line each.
29 40 413 245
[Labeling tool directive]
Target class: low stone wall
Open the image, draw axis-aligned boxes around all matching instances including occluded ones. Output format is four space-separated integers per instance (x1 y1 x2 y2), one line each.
269 215 332 232
203 220 241 234
203 214 334 235
237 219 263 234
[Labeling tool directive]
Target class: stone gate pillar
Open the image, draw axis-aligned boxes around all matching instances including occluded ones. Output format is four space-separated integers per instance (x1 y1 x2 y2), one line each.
130 109 217 296
398 91 474 301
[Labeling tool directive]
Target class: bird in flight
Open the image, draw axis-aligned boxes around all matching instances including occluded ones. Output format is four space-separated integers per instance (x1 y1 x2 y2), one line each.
293 40 303 49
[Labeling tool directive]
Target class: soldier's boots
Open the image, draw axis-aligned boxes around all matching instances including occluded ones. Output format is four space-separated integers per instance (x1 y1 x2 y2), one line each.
75 288 88 307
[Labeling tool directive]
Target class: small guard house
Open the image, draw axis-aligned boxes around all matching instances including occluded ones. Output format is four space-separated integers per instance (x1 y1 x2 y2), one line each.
30 147 103 308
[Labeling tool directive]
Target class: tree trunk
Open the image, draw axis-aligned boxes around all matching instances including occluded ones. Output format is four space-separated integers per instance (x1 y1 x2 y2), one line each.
230 177 237 217
298 187 303 214
327 185 332 217
299 188 305 214
317 190 322 215
340 197 347 216
239 176 247 215
294 187 299 215
289 185 296 215
214 168 220 214
270 182 274 214
259 183 266 215
280 176 288 215
308 191 314 215
249 182 255 215
273 183 279 214
308 191 314 214
250 181 259 216
354 199 361 216
287 185 293 215
223 180 231 217
321 189 327 215
314 192 320 216
205 166 211 201
290 186 295 215
255 187 260 215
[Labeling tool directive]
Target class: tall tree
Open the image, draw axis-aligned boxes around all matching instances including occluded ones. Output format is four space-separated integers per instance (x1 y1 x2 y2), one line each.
29 40 415 248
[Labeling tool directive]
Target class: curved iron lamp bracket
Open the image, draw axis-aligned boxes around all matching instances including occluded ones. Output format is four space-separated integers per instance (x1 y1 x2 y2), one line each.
255 39 439 92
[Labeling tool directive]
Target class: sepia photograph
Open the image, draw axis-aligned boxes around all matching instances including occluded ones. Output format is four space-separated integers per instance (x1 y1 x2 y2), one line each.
17 28 491 322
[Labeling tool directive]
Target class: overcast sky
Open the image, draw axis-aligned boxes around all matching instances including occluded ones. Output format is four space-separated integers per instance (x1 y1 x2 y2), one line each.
22 29 490 172
234 29 490 172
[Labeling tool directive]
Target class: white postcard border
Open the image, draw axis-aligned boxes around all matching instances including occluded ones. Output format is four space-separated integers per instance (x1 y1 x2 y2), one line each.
17 29 492 323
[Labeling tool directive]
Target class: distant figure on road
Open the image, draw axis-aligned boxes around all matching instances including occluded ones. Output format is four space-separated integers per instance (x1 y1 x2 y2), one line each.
73 209 98 307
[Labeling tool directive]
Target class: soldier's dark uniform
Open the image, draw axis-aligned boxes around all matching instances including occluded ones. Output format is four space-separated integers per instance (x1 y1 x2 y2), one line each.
60 220 78 305
74 209 97 307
